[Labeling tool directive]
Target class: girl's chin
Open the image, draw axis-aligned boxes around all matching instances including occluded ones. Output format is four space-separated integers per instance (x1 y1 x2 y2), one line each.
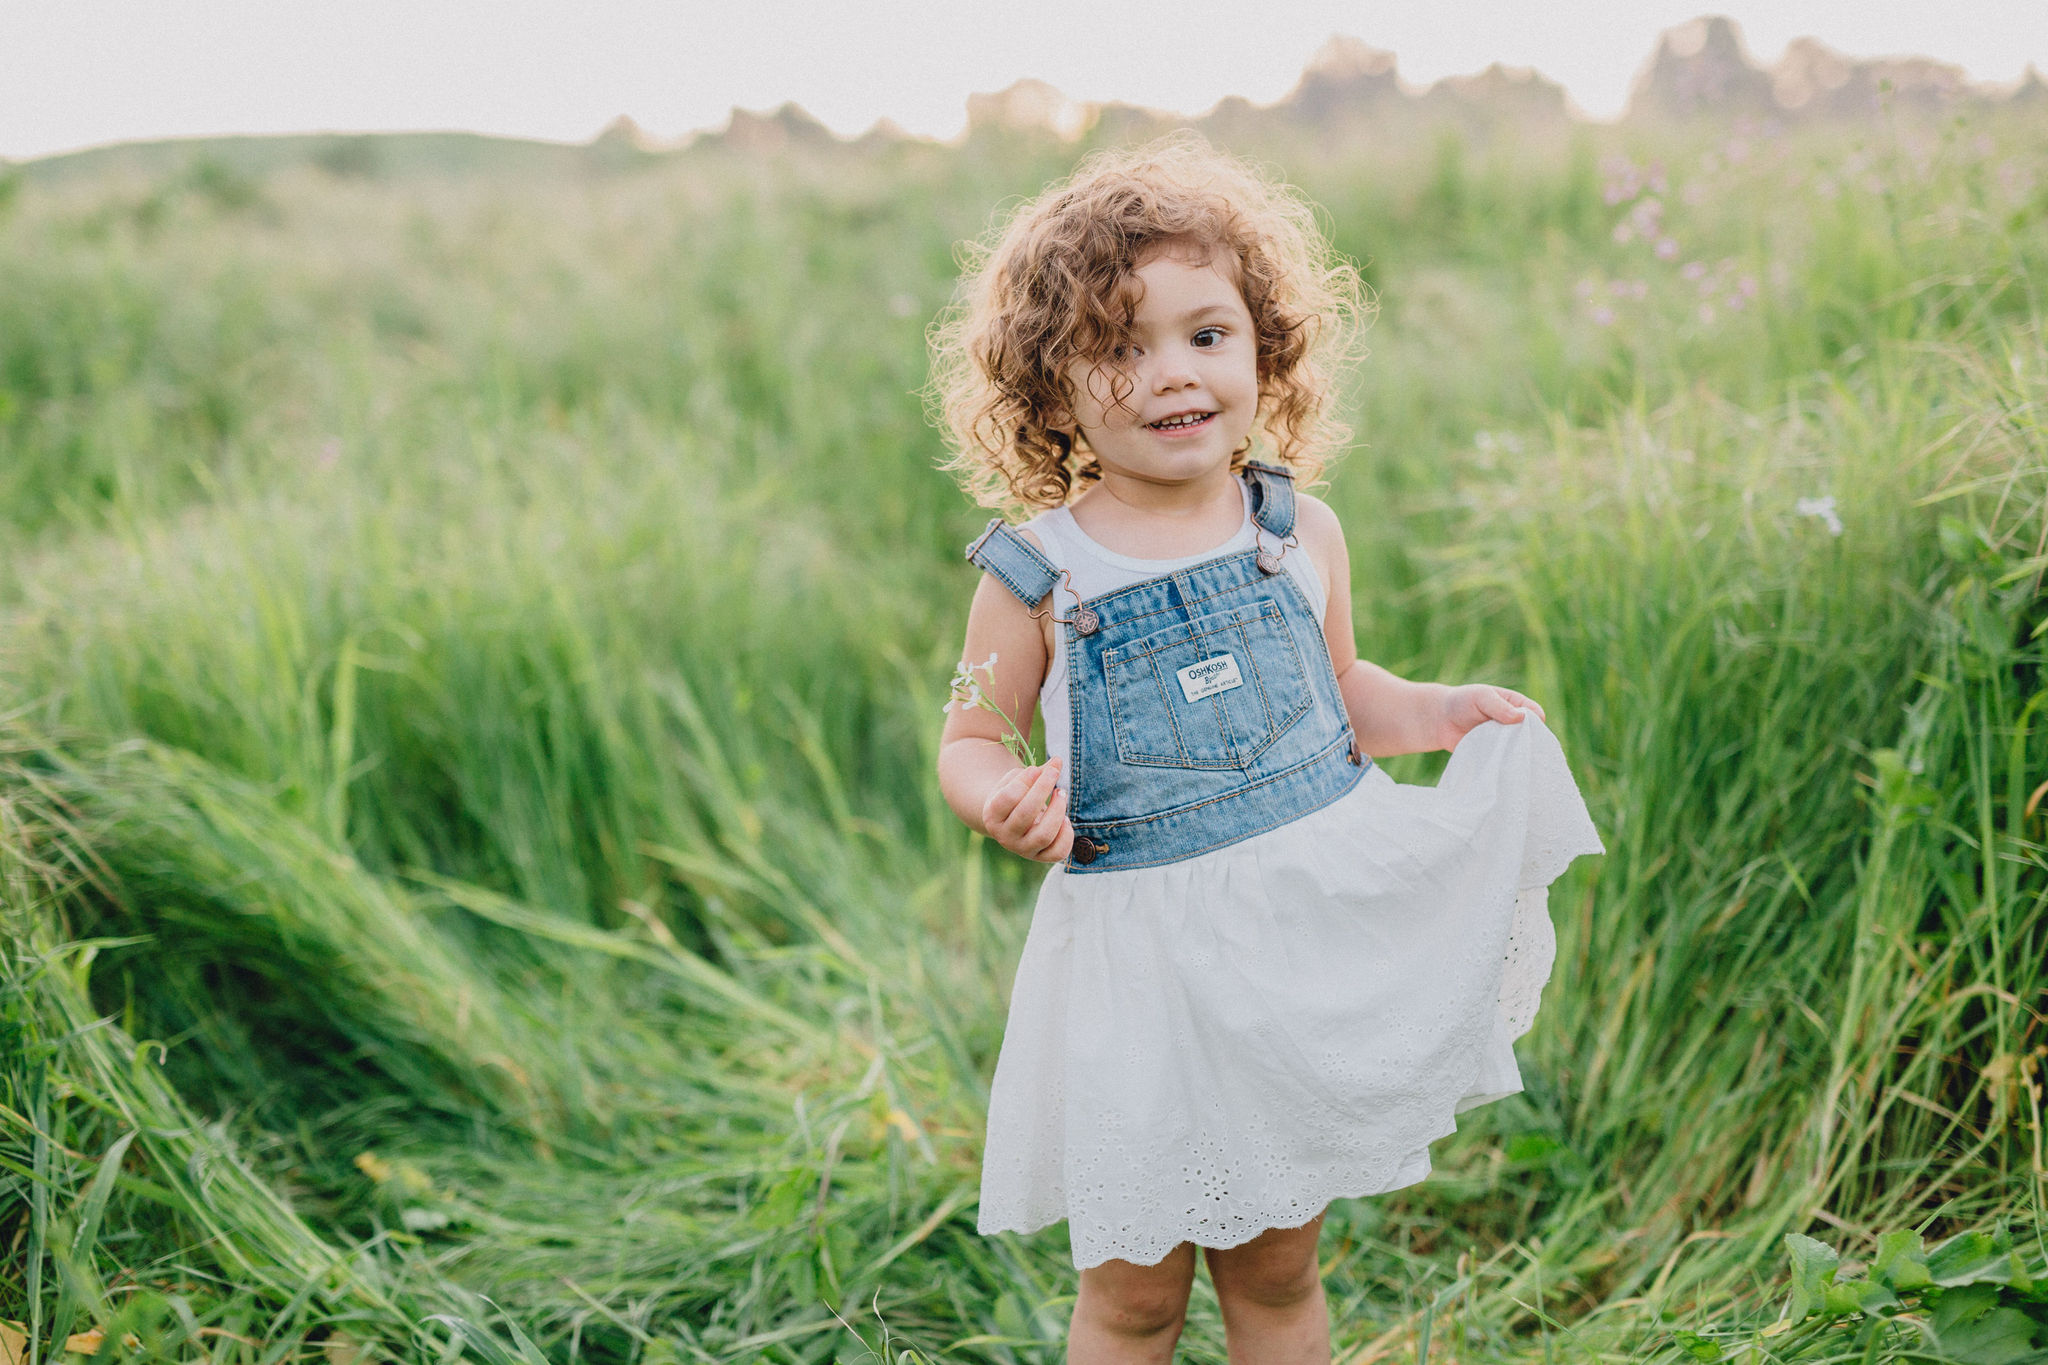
1091 452 1239 482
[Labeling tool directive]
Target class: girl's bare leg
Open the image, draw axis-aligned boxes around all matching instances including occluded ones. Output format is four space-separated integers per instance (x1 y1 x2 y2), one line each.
1203 1209 1331 1365
1068 1241 1197 1364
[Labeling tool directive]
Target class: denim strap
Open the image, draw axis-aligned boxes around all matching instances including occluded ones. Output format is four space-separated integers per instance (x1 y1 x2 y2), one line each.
965 518 1060 609
1243 460 1297 539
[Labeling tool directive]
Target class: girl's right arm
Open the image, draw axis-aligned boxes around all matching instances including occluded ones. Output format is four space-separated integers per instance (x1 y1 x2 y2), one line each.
936 566 1075 863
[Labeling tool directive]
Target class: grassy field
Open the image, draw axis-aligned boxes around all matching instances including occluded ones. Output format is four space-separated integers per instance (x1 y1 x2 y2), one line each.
2 106 2045 1365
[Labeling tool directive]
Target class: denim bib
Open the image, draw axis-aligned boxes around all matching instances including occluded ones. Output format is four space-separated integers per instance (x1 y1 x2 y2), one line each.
966 460 1368 874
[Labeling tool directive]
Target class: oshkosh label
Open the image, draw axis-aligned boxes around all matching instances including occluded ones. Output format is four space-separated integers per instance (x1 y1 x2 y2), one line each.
1176 653 1245 703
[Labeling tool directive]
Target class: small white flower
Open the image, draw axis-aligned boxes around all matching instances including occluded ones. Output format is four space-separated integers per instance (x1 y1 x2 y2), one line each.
1795 495 1843 537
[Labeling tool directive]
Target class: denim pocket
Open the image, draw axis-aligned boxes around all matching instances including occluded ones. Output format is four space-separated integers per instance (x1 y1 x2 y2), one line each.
1102 600 1312 769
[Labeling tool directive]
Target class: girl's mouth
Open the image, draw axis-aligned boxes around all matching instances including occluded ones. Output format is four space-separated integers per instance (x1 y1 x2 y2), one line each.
1148 411 1215 433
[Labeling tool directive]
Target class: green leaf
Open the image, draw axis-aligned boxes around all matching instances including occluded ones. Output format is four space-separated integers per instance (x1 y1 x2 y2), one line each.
1873 1230 1933 1290
1505 1134 1565 1163
1870 749 1940 819
1823 1281 1870 1316
1930 1230 2016 1288
1785 1233 1841 1320
1670 1328 1724 1361
1930 1285 2044 1365
2001 1251 2040 1296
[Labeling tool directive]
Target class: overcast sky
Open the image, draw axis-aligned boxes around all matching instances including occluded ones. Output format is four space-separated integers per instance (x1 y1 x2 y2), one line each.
4 0 2044 161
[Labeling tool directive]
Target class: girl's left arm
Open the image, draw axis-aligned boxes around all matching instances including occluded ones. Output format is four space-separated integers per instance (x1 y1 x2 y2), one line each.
1298 493 1544 757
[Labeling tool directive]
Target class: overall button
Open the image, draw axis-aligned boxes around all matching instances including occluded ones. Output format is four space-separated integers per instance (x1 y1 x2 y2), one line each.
1070 836 1104 865
1072 606 1100 636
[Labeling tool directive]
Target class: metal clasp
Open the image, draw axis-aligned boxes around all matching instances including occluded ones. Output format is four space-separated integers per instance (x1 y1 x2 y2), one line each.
1254 531 1300 575
1031 566 1100 636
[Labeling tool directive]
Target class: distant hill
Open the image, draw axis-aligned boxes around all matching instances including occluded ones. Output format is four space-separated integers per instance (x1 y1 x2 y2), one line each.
9 129 639 184
7 14 2040 182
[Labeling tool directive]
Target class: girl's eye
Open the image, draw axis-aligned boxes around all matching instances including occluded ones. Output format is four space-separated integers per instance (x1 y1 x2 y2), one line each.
1193 327 1225 348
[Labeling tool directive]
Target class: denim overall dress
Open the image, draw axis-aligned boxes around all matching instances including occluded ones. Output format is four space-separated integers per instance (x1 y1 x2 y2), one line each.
965 460 1368 873
966 461 1607 1271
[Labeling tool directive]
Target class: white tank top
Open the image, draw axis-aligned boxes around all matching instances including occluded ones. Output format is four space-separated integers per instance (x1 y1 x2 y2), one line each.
1019 475 1330 788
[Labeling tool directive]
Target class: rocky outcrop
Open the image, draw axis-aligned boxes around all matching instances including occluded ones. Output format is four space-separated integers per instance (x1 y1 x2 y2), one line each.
1772 37 1972 118
701 103 839 157
1416 63 1573 131
1627 16 1777 122
965 79 1092 140
1282 36 1406 127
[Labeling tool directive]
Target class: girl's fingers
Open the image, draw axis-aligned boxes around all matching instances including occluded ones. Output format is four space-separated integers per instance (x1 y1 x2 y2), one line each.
1009 761 1057 829
989 760 1045 814
988 760 1061 841
1022 784 1068 852
982 771 1025 826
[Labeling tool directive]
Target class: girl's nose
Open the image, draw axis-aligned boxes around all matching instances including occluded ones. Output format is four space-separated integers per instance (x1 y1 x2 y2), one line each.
1151 353 1199 391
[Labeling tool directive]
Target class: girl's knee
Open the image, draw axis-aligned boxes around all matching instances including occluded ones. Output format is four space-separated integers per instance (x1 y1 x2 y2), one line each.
1077 1245 1197 1337
1206 1215 1326 1310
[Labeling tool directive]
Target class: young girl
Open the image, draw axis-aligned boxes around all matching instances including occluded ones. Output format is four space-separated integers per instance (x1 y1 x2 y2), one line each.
930 132 1603 1363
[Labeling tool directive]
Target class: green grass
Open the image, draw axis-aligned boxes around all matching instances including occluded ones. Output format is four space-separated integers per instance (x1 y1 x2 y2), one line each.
2 107 2044 1364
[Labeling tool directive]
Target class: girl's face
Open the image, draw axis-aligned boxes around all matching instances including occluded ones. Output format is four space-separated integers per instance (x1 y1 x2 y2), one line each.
1058 243 1259 490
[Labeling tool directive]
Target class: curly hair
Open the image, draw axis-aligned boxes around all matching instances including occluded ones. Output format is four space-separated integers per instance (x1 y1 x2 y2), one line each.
926 129 1372 515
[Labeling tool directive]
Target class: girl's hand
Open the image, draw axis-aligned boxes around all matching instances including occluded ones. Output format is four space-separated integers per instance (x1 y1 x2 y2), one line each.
1431 684 1545 750
980 757 1075 863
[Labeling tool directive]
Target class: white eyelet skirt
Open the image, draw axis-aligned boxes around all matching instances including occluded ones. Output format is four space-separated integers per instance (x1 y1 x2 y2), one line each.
975 712 1605 1270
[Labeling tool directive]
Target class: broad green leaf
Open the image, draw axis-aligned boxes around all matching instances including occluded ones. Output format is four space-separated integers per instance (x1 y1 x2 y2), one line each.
1874 1230 1933 1290
1670 1328 1723 1361
1930 1230 2017 1288
1823 1281 1869 1315
2001 1251 2040 1297
1785 1233 1841 1320
1930 1285 2042 1365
